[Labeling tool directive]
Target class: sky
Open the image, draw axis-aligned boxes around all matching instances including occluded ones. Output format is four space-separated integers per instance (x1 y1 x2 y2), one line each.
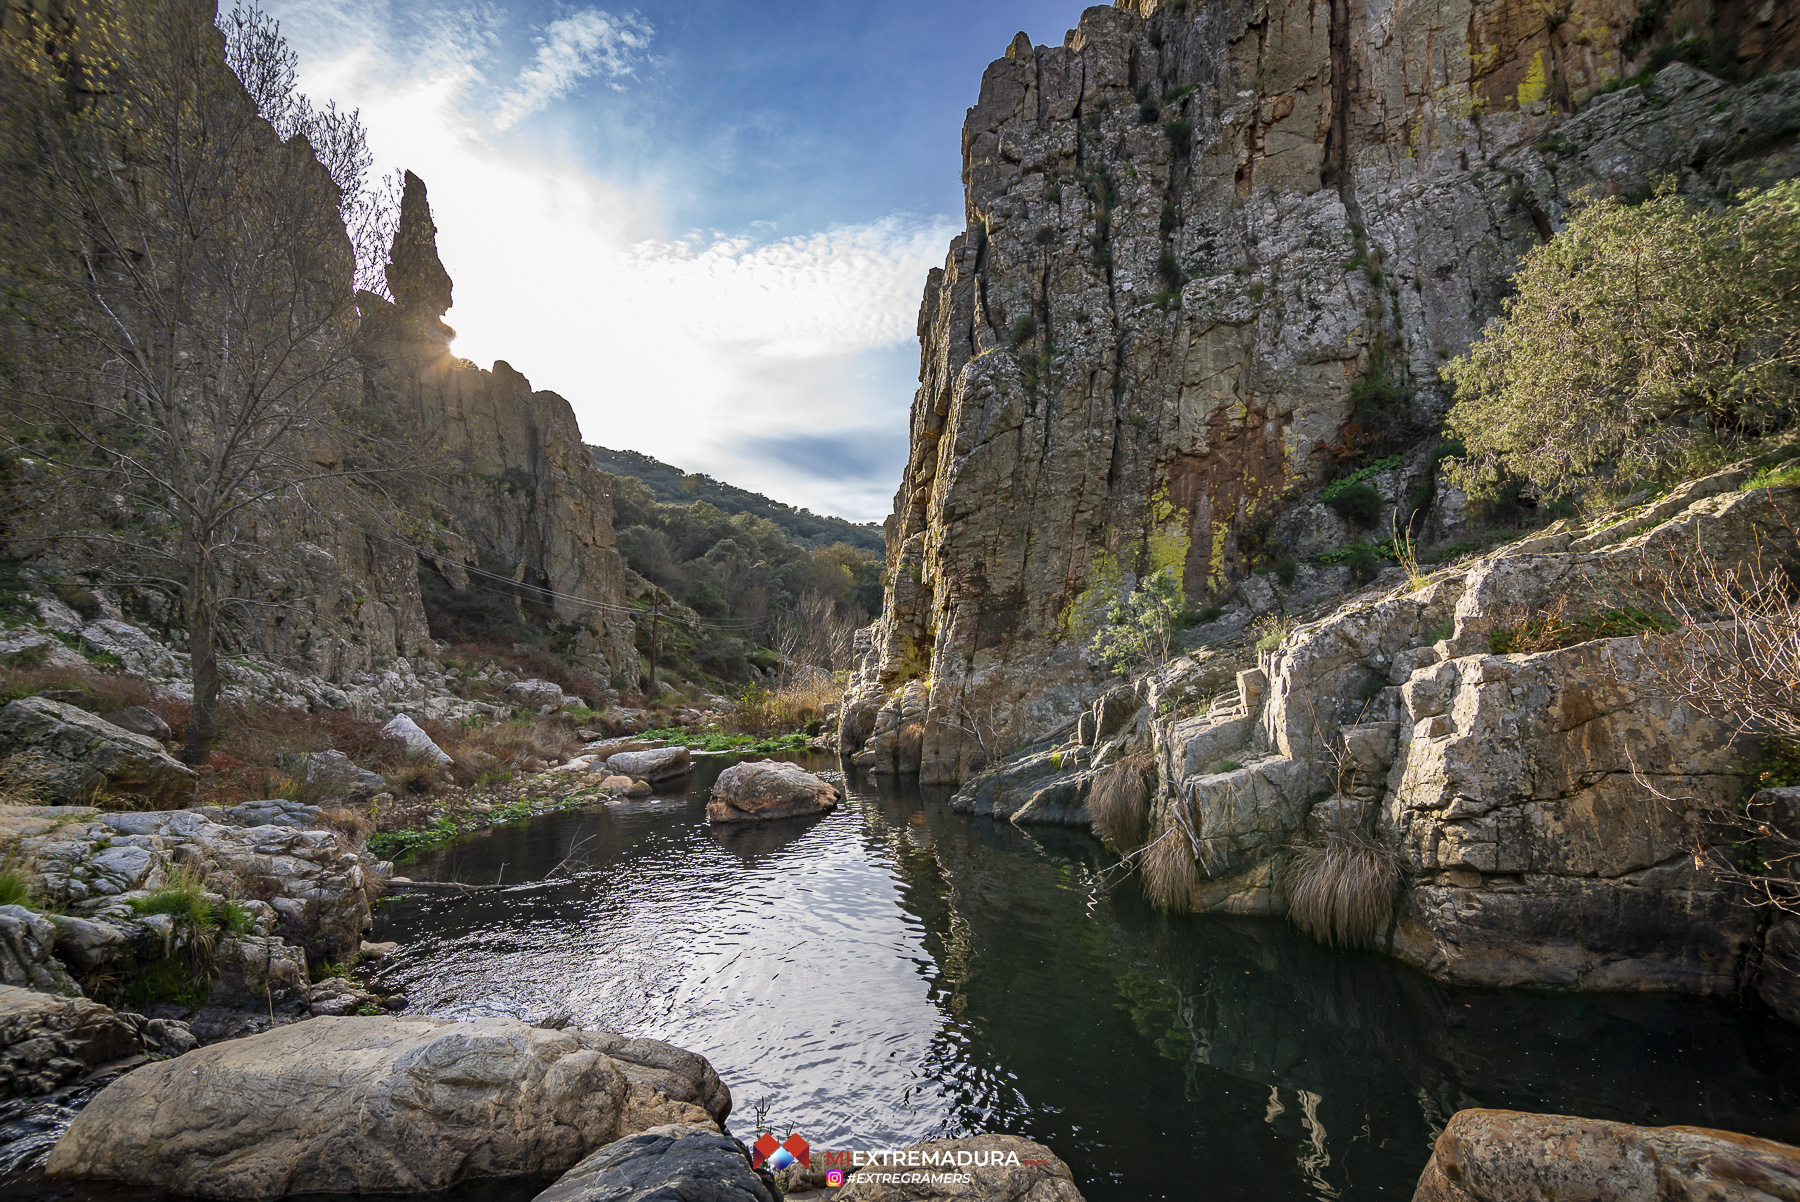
259 0 1096 523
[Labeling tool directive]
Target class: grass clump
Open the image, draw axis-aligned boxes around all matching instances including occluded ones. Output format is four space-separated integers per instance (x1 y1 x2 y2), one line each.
1141 826 1199 911
128 868 253 935
1488 605 1675 655
1089 754 1152 852
0 865 36 908
1284 829 1400 948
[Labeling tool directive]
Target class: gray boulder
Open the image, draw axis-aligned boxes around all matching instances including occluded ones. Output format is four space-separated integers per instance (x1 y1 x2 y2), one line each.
44 1016 731 1199
707 760 839 824
0 696 196 808
102 705 172 741
46 913 138 972
222 799 327 830
606 746 690 785
533 1123 775 1202
379 713 452 765
0 631 87 669
299 749 387 798
506 678 566 708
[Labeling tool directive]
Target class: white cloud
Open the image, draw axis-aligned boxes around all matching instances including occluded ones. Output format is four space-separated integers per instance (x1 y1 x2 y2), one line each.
263 1 954 522
495 9 653 129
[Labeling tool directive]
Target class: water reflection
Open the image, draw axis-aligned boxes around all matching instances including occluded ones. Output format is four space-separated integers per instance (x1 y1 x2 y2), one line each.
368 756 1800 1202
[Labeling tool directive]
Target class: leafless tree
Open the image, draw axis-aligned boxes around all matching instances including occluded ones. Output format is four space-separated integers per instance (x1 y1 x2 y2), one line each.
0 1 420 763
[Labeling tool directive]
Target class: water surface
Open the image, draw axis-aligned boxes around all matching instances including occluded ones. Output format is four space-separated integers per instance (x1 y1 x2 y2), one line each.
366 753 1800 1201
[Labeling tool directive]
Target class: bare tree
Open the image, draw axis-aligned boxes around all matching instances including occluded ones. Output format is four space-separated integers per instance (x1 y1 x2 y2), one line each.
1633 529 1800 911
0 2 417 763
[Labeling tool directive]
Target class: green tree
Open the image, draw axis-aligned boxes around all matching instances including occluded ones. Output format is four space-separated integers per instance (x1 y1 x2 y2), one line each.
1444 180 1800 499
1090 568 1185 676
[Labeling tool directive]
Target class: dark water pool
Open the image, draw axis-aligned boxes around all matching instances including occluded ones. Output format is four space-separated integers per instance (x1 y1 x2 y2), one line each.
358 752 1800 1202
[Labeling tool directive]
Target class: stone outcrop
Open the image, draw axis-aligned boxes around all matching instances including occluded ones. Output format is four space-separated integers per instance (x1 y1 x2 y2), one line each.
532 1123 776 1202
1412 1109 1800 1202
954 474 1800 1004
707 760 840 823
834 1134 1087 1202
840 0 1800 783
359 172 638 679
0 984 193 1097
0 697 196 808
0 803 375 964
44 1016 730 1199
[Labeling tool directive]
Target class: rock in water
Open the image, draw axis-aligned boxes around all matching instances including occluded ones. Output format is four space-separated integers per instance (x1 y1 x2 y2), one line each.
44 1016 732 1199
605 746 690 785
532 1123 775 1202
1411 1109 1800 1201
834 1134 1085 1201
379 713 452 765
707 760 840 824
0 697 196 808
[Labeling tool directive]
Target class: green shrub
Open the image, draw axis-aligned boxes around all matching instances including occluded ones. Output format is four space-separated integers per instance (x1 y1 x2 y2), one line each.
1325 482 1382 526
1446 180 1800 501
1273 557 1297 587
0 866 34 908
1090 567 1185 676
1161 119 1192 154
1010 313 1038 345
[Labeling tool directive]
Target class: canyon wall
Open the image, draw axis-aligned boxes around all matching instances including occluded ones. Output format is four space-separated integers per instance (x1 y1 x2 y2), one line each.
841 0 1800 783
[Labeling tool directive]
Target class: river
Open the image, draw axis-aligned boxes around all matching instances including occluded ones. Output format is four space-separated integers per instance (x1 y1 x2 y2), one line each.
360 751 1800 1201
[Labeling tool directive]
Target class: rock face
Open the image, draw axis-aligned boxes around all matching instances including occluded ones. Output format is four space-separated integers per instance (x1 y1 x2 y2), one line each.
0 697 196 808
840 0 1800 783
1412 1109 1800 1202
532 1123 776 1202
360 171 638 679
834 1134 1087 1202
44 1016 732 1199
707 760 840 823
381 712 453 765
961 475 1800 1002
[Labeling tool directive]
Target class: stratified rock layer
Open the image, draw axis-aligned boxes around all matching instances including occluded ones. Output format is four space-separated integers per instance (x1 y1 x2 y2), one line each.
44 1016 731 1199
842 0 1800 783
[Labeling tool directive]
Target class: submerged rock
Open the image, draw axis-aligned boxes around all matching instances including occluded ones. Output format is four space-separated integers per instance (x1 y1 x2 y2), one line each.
0 696 196 808
1411 1109 1800 1201
707 760 840 824
532 1123 775 1202
44 1015 732 1199
834 1134 1085 1201
606 746 690 785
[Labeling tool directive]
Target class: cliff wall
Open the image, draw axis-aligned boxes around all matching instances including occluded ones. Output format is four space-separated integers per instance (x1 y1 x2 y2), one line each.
842 0 1800 783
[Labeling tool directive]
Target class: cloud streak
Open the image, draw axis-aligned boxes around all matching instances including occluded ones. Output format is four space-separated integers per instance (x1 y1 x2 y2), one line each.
495 9 653 129
262 1 952 522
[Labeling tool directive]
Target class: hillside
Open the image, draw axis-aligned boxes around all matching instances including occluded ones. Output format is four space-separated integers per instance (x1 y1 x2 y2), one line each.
590 445 884 554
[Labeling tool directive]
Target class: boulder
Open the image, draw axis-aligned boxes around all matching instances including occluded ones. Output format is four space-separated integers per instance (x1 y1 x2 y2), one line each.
307 974 378 1017
45 913 138 972
506 678 566 708
222 799 326 830
707 760 840 824
583 737 659 759
44 1016 732 1199
0 984 157 1096
0 696 197 807
207 935 309 1010
599 774 635 792
379 713 452 765
78 618 179 675
102 705 172 741
299 749 388 798
532 1123 776 1202
834 1134 1086 1201
1411 1109 1800 1201
606 746 690 785
0 630 88 670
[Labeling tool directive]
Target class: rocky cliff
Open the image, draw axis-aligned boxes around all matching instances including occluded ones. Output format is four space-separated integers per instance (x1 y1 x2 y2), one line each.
359 173 639 682
841 0 1800 782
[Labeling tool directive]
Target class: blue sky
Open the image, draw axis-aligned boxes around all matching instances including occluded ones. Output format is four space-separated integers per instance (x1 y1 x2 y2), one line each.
261 1 1094 522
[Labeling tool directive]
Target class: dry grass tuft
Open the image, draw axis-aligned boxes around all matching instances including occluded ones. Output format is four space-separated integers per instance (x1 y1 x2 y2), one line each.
1141 826 1199 911
1283 829 1401 948
726 670 841 737
441 717 580 771
1089 754 1153 851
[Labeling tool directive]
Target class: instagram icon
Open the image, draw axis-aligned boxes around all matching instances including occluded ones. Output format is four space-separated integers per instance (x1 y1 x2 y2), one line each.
826 1171 845 1187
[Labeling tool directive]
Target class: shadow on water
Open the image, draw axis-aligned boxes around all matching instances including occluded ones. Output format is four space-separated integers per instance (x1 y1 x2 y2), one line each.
13 752 1800 1201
